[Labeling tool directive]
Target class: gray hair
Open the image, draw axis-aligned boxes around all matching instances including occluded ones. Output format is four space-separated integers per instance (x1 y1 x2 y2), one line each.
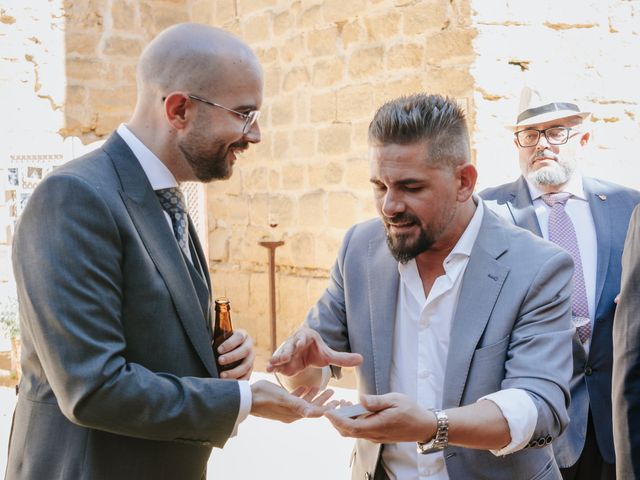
368 93 470 167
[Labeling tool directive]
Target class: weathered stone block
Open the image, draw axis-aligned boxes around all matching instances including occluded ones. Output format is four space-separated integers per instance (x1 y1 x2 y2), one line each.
337 84 375 121
424 29 476 64
328 191 359 229
103 35 145 58
312 57 345 88
401 0 450 34
307 26 339 57
299 190 326 227
283 66 311 92
309 162 344 186
243 12 271 44
310 92 336 123
386 42 424 70
318 124 351 155
348 46 384 80
365 11 401 41
282 164 305 190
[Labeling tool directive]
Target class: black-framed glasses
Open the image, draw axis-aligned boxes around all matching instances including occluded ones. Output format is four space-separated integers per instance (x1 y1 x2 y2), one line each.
162 94 260 134
515 126 575 147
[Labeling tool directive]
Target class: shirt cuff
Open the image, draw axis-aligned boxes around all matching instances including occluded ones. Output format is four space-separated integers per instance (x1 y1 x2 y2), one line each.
229 380 252 438
479 388 538 456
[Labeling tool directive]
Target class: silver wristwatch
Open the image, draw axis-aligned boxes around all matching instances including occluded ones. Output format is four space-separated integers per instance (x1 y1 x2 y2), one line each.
417 408 449 454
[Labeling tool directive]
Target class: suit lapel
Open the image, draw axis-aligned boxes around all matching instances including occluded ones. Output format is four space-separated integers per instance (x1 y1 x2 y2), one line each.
104 133 217 377
368 231 400 395
508 177 543 236
583 177 610 316
443 209 509 408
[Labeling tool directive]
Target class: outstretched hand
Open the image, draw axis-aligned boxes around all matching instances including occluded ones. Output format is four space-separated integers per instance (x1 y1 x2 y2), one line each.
266 326 363 376
324 393 436 444
249 379 338 424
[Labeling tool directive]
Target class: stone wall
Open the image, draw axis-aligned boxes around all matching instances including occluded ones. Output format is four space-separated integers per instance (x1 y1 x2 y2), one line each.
207 0 475 347
471 0 640 191
2 0 638 350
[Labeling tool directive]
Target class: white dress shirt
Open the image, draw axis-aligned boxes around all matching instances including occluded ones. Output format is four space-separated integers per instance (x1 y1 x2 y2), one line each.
526 176 598 354
382 198 537 480
117 124 251 433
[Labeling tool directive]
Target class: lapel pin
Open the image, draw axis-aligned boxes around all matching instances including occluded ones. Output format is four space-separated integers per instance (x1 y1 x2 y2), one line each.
597 194 607 201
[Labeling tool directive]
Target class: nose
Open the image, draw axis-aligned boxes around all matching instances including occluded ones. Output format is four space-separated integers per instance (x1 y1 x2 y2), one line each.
244 120 261 143
381 190 405 218
536 133 550 149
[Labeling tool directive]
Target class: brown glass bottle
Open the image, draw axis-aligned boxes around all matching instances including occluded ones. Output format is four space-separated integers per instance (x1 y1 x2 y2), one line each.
213 297 242 372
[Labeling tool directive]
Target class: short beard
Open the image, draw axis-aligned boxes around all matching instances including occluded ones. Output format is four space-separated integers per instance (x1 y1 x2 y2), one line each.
384 215 435 264
527 152 575 187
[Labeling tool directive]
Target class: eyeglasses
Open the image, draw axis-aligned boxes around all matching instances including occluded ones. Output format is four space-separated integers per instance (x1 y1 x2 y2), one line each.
514 126 576 148
162 94 260 135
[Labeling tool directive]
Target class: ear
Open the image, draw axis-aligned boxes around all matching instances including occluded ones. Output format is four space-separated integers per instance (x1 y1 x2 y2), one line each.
456 163 477 202
164 92 190 131
579 130 591 146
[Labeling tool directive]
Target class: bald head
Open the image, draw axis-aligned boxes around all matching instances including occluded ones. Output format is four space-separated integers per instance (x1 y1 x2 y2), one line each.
137 23 261 100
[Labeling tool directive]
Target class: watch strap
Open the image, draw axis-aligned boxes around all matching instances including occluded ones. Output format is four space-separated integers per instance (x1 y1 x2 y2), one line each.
417 408 449 454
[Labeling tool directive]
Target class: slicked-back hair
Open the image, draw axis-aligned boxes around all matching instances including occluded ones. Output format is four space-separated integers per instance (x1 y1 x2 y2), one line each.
368 93 470 168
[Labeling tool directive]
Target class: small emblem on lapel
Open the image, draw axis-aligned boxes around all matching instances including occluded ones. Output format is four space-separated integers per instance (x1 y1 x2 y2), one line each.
597 194 607 201
488 273 498 281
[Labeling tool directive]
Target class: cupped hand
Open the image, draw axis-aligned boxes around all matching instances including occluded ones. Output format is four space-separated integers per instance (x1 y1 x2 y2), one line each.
266 326 362 376
324 393 436 444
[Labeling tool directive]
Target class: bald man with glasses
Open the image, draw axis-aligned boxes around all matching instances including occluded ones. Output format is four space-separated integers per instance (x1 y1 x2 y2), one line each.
481 87 640 480
7 23 342 480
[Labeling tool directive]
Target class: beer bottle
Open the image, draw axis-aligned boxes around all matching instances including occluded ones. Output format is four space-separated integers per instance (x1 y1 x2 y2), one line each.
213 296 242 372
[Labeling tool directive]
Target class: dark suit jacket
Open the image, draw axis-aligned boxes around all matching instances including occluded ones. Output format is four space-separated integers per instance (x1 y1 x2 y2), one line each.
612 204 640 479
481 175 640 467
307 207 575 480
6 133 240 479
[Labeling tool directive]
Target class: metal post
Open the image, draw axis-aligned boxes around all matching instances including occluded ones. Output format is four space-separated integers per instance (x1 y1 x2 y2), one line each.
258 240 284 353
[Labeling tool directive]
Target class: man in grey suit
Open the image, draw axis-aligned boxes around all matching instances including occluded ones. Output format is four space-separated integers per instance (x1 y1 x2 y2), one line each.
7 24 335 480
480 87 640 480
612 204 640 479
268 94 576 479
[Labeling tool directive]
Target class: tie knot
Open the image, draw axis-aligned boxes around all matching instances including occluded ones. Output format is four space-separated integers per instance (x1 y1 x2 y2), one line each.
155 187 186 214
541 192 571 207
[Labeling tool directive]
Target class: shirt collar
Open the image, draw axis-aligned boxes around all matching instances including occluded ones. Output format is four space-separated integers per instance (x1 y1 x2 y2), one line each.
398 195 484 278
117 123 178 190
526 174 586 201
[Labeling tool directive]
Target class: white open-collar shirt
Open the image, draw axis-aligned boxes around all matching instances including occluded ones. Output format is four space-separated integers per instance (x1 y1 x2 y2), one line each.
382 198 537 480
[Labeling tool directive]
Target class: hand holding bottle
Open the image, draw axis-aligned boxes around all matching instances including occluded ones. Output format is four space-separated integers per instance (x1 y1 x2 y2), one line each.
213 297 255 380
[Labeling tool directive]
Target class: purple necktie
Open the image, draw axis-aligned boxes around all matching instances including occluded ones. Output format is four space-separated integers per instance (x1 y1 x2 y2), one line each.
542 193 591 343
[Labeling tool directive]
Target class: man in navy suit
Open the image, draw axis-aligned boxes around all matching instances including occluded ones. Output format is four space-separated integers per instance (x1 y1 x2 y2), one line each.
481 87 640 480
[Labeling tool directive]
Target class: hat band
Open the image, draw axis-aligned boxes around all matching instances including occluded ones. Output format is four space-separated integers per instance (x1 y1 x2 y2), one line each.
517 102 581 123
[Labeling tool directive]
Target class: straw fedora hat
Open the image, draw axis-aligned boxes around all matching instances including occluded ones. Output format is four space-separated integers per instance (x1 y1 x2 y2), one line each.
508 86 590 131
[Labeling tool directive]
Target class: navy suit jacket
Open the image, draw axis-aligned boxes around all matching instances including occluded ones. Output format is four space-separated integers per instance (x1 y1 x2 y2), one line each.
481 175 640 467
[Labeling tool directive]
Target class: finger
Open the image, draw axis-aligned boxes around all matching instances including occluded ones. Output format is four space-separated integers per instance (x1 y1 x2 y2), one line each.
217 330 249 355
268 334 302 366
360 393 394 412
220 350 255 380
301 387 320 402
290 385 309 397
311 389 335 406
318 345 364 368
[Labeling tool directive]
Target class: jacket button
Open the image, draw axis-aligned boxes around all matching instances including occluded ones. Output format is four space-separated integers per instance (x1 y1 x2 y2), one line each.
585 366 593 376
545 435 553 444
537 438 546 447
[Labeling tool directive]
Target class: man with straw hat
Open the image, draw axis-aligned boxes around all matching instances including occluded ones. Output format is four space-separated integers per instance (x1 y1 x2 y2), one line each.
481 87 640 480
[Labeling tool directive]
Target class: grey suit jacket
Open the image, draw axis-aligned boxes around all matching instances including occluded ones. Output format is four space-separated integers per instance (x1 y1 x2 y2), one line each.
307 206 575 480
6 133 240 480
481 175 640 467
612 204 640 479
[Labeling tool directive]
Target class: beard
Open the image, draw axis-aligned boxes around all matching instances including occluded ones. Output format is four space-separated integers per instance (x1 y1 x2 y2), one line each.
384 213 436 264
527 150 575 187
178 128 247 183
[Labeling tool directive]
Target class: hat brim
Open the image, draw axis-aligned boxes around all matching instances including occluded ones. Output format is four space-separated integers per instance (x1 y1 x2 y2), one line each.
506 110 591 131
